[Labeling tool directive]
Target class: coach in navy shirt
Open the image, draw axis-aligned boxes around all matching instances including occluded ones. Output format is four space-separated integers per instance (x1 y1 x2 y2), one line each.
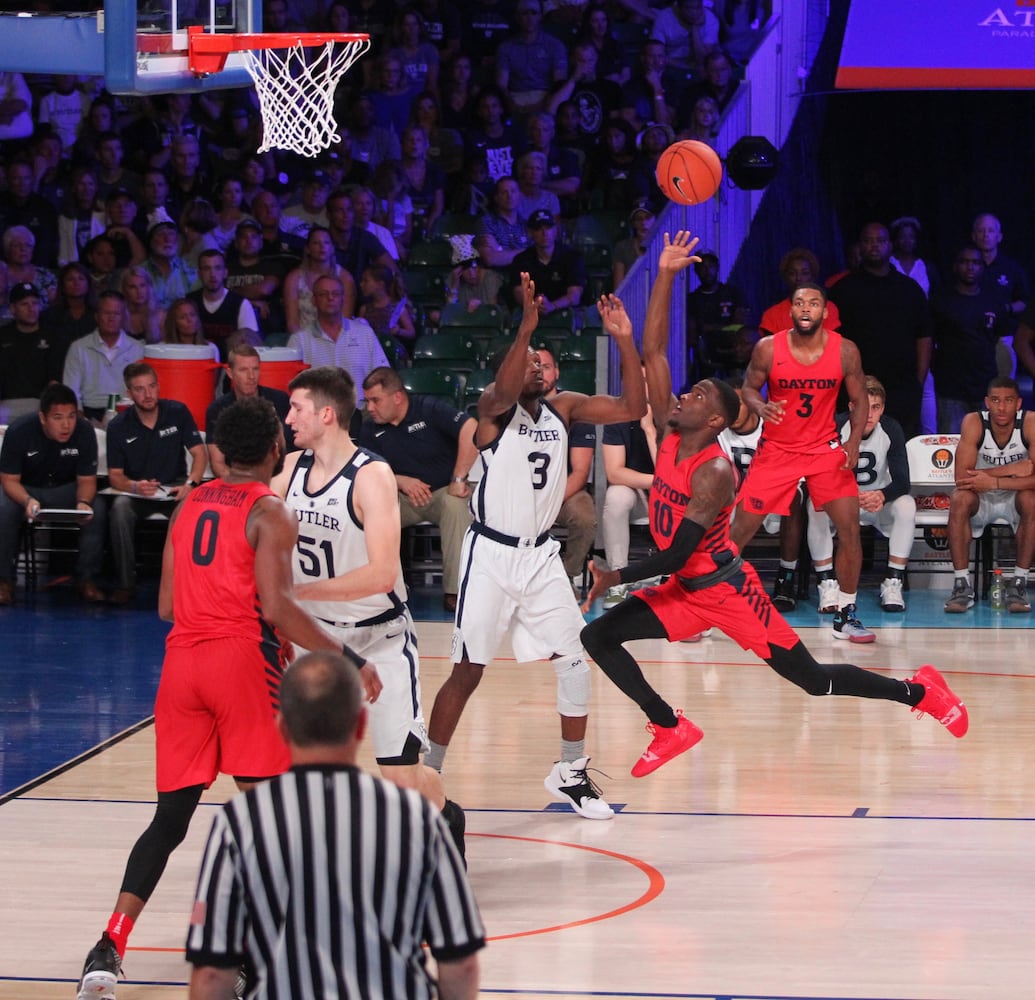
105 361 207 604
0 383 107 604
360 366 477 612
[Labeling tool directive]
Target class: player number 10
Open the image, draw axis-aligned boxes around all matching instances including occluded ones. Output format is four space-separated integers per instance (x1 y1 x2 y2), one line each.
653 499 674 538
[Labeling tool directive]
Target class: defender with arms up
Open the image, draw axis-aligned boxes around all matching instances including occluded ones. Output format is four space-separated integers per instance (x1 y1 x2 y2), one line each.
424 273 646 819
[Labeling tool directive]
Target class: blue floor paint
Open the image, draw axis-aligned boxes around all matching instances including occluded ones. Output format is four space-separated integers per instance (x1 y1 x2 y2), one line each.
0 584 168 797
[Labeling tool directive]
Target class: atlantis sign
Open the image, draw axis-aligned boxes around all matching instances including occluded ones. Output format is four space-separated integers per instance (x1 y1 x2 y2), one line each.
837 1 1035 89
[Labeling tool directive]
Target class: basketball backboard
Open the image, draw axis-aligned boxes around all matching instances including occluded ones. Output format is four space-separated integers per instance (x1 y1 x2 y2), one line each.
0 0 259 94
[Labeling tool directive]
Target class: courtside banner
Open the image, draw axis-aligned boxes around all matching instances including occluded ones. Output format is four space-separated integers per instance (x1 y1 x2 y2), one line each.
836 0 1035 89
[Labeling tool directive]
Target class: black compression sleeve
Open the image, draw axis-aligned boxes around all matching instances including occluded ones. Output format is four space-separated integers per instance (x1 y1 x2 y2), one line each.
618 518 707 585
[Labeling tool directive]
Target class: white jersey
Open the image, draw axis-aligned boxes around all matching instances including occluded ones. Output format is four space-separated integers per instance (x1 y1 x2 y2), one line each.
976 410 1029 472
285 448 408 625
719 418 763 485
840 419 893 492
471 400 569 539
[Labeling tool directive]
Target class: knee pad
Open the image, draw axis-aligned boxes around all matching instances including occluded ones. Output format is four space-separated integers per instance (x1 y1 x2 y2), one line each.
553 652 591 716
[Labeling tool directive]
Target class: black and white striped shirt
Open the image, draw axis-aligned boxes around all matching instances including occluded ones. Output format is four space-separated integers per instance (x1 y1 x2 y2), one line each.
186 765 485 998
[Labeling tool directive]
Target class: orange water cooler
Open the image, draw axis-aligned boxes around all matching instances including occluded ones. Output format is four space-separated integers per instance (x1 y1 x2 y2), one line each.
144 345 221 429
256 346 309 394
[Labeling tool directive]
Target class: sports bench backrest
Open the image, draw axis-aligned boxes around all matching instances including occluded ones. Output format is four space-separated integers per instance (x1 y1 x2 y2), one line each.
906 434 959 523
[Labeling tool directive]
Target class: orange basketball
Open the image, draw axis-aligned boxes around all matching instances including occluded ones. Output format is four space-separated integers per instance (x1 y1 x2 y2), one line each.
655 140 724 205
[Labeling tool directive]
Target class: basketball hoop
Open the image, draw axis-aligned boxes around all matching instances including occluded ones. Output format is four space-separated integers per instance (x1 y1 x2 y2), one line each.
188 28 370 157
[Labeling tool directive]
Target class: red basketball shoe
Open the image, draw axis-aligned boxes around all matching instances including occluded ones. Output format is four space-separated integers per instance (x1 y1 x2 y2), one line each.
910 664 968 738
631 711 703 777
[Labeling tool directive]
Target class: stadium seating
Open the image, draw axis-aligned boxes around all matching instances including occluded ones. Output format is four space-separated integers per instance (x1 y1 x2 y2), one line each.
401 367 465 407
410 332 480 373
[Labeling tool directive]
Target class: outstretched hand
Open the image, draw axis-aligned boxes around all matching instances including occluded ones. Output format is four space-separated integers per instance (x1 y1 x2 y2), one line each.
597 293 633 340
658 230 701 273
518 271 539 332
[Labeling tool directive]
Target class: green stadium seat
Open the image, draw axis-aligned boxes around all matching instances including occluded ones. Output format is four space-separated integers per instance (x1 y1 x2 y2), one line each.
463 367 495 413
479 334 518 369
378 333 408 369
404 266 448 309
439 302 508 331
410 332 480 373
558 367 596 395
571 211 627 248
511 306 576 334
401 368 465 407
558 337 597 364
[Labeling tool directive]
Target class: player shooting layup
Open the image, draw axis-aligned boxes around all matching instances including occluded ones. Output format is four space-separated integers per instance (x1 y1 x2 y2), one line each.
580 232 969 779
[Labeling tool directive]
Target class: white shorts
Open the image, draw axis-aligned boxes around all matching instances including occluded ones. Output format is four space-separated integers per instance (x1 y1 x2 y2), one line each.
972 490 1022 533
451 530 585 666
296 610 427 764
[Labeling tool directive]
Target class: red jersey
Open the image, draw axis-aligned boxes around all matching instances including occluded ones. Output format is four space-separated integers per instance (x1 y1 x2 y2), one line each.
762 329 843 452
166 480 278 648
650 434 738 578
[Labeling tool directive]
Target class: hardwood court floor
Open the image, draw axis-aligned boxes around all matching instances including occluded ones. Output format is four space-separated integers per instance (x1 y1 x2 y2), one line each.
1 607 1033 1000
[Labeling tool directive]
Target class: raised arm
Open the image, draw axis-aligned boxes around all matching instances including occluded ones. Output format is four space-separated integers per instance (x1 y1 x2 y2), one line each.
476 273 538 440
555 293 645 426
642 231 699 435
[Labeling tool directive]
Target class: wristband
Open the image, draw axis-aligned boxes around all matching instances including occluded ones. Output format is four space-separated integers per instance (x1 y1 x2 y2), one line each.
452 476 466 484
131 481 137 494
187 480 200 488
342 645 366 669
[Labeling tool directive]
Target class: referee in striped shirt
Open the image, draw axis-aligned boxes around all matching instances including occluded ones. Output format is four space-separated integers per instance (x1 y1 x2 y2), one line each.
186 650 485 999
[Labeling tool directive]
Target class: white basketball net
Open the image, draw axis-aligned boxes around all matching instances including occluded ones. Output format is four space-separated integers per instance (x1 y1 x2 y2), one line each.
243 37 370 157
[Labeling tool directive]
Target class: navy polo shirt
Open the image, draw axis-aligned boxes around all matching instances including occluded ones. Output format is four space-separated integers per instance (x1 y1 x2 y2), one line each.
106 399 202 483
0 412 98 487
359 394 469 491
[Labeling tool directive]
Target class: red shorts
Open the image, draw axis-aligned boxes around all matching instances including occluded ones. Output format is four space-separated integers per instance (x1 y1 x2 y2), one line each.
155 636 289 792
738 438 857 516
635 560 799 659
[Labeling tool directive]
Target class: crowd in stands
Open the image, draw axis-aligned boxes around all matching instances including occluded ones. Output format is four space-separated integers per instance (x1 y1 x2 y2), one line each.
0 0 772 368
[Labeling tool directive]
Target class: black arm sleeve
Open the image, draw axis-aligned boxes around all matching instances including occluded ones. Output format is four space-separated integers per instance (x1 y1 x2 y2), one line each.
618 518 707 585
